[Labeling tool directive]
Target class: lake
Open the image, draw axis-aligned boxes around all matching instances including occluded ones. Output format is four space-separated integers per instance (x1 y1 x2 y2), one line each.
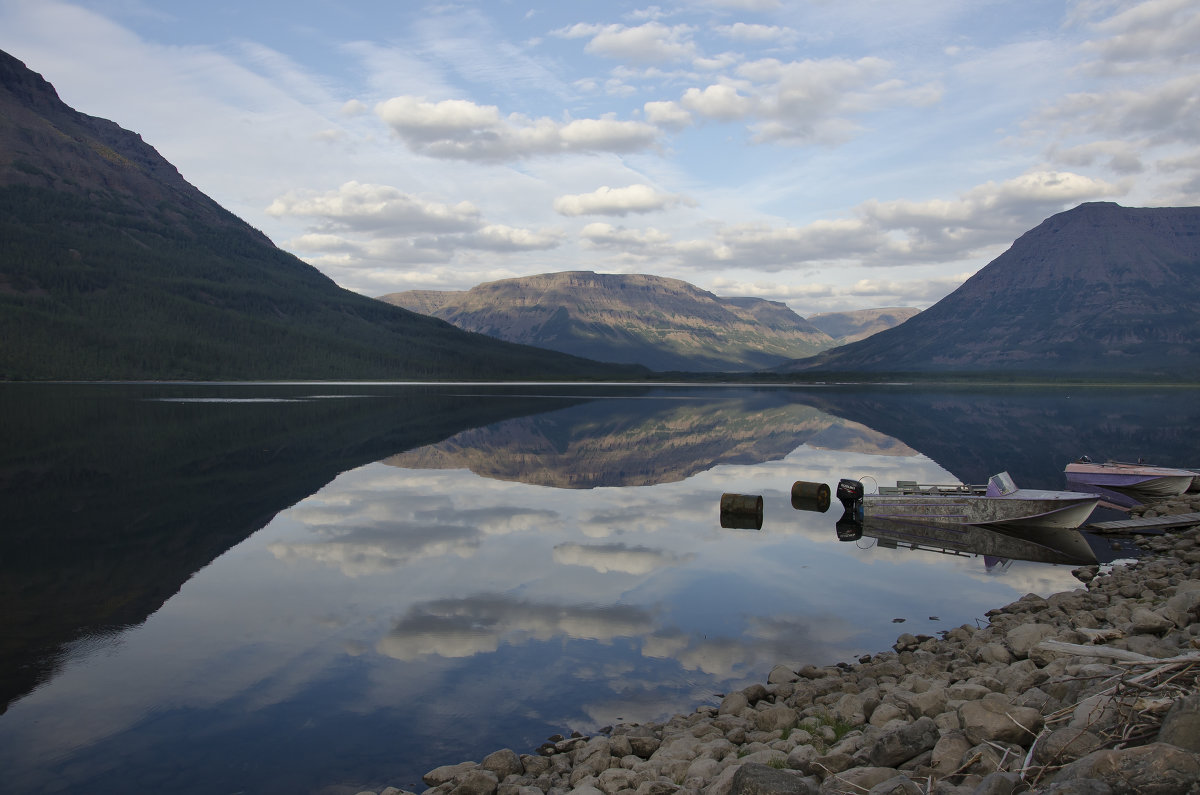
1 382 1196 794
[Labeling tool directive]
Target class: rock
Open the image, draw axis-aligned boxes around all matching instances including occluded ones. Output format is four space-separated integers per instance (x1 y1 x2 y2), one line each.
865 775 923 794
730 762 818 795
450 769 500 795
756 705 799 732
597 767 639 793
970 771 1025 795
867 717 939 768
722 692 751 715
1034 727 1105 765
1157 693 1200 752
958 693 1042 745
628 735 661 759
1048 742 1200 794
817 766 899 794
482 749 524 780
1128 607 1174 635
769 665 799 685
425 761 479 787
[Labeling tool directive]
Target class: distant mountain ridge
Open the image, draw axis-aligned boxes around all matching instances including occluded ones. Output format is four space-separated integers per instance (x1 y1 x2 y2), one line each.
0 49 638 381
379 271 835 372
806 308 920 345
784 202 1200 380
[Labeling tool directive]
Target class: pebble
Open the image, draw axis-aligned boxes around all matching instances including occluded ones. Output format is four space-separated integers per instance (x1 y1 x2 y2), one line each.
367 494 1200 795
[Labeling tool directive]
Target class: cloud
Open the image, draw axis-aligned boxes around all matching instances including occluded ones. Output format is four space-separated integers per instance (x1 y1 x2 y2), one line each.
266 181 482 233
554 22 698 64
554 185 690 216
375 96 659 160
461 225 564 251
643 100 693 129
714 23 797 43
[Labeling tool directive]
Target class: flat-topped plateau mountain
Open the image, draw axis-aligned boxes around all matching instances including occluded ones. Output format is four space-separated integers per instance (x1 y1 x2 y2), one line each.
379 271 835 372
0 50 640 381
784 202 1200 381
805 307 920 345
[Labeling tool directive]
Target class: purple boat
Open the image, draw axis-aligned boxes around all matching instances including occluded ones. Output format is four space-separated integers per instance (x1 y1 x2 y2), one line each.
1064 458 1194 507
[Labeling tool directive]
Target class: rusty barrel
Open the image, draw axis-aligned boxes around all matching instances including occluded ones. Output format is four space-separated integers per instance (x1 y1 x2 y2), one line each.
719 493 763 530
791 480 831 513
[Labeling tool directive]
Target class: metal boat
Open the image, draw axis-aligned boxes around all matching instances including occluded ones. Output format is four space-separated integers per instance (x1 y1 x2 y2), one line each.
1064 458 1195 506
836 471 1100 530
835 515 1098 567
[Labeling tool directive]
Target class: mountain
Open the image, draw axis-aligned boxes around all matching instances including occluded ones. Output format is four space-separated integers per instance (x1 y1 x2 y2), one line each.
379 271 835 372
806 307 920 345
0 50 641 381
783 202 1200 380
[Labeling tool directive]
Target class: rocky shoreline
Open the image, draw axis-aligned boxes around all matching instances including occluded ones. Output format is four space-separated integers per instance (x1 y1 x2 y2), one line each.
370 493 1200 795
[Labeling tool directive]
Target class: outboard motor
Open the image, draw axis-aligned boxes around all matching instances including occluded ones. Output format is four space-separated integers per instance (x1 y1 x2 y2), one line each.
836 478 864 512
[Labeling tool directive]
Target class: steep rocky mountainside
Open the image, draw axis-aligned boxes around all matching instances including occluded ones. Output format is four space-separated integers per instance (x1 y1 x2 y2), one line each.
784 202 1200 379
380 271 835 372
806 307 920 345
0 49 638 381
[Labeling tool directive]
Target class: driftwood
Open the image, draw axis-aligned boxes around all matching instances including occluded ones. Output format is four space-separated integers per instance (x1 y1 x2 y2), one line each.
1033 639 1158 663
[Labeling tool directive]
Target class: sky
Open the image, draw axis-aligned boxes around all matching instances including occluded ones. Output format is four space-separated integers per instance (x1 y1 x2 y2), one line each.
1 0 1197 316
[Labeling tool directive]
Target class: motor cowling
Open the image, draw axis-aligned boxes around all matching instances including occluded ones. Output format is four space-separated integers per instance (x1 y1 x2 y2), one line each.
836 478 864 511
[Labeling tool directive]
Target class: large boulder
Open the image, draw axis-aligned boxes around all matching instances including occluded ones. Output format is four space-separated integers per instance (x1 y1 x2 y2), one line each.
730 762 818 795
1158 694 1200 752
867 717 939 768
958 693 1043 745
1048 742 1200 794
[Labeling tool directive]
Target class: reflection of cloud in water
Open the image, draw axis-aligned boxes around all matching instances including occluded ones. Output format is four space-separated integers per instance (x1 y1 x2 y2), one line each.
553 543 693 574
269 523 483 576
378 595 656 661
412 506 564 536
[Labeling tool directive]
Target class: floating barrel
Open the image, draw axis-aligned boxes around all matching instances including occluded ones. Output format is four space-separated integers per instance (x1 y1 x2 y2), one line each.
791 480 831 513
720 493 763 530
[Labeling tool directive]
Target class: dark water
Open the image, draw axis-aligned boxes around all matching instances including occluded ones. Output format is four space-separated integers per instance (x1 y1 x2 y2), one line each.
1 382 1196 794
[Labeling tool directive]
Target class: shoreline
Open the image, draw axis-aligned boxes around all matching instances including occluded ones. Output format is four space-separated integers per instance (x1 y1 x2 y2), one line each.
370 494 1200 795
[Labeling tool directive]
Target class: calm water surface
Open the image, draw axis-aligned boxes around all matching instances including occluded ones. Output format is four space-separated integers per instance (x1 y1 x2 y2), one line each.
1 383 1196 794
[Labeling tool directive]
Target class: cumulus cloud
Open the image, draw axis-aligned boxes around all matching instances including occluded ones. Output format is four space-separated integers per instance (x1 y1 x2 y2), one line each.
714 23 796 43
554 185 689 216
554 22 698 63
375 96 659 160
643 100 692 129
266 181 482 233
668 56 940 146
461 224 564 251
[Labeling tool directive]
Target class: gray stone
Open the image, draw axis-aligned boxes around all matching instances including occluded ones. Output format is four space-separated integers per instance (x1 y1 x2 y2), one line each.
483 749 525 781
968 772 1023 795
451 769 500 795
425 761 480 787
1157 693 1200 752
1128 607 1173 635
596 767 639 794
958 693 1042 745
817 766 899 794
721 692 751 716
730 762 818 795
930 730 972 776
769 665 799 685
755 706 799 733
866 774 923 795
1034 727 1104 765
628 735 661 759
867 716 939 768
1048 742 1200 794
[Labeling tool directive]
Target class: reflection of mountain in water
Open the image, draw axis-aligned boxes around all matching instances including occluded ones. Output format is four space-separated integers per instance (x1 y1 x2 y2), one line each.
800 386 1200 491
0 384 590 714
385 390 917 488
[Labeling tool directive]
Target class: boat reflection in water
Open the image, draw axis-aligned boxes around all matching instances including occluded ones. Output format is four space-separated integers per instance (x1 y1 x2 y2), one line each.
833 512 1099 568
